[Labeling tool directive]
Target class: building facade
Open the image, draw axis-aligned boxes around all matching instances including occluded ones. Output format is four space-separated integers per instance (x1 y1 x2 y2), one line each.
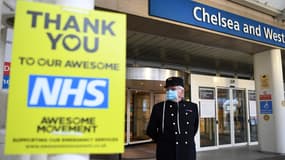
1 0 285 157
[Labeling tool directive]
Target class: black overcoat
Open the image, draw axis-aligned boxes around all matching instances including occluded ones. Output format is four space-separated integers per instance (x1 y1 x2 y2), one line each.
147 100 199 160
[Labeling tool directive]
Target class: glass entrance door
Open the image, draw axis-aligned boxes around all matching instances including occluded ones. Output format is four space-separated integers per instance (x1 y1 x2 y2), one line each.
199 87 217 147
217 88 247 146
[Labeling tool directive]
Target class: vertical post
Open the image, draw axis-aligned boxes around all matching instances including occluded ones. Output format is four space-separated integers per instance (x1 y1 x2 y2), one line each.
126 90 131 144
254 49 285 153
47 1 94 160
1 2 28 160
0 0 5 129
0 0 6 159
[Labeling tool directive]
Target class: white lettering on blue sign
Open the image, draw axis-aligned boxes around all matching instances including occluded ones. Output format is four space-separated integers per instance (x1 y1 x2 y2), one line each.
149 0 285 48
193 7 240 31
263 27 285 43
28 75 109 108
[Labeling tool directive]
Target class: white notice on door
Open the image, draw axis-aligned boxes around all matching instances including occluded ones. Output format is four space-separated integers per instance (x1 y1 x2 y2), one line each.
249 100 257 116
200 100 216 118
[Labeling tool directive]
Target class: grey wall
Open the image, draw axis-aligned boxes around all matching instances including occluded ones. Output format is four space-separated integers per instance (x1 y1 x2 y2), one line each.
256 0 285 10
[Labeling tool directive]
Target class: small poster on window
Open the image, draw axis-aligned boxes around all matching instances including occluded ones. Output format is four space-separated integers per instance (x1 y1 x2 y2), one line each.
200 100 216 118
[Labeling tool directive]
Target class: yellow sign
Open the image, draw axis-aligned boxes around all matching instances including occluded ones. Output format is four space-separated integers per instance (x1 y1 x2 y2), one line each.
5 1 126 154
263 115 270 121
260 74 269 89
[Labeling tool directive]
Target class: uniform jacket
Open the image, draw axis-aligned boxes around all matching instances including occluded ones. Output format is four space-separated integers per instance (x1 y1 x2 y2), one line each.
147 100 199 160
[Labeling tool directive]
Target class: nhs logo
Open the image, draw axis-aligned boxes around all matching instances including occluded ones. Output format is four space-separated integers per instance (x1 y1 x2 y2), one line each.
28 75 109 108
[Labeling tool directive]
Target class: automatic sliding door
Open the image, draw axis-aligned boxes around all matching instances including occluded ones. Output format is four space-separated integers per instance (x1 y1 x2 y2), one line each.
217 88 248 146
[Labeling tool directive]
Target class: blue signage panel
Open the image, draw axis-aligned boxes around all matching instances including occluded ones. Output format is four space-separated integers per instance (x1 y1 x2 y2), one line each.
149 0 285 48
260 101 273 114
2 75 9 89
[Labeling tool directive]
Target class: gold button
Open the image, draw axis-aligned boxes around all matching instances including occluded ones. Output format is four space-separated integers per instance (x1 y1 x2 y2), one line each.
187 122 190 125
171 113 174 116
176 142 179 145
185 141 188 144
173 122 176 125
185 131 188 134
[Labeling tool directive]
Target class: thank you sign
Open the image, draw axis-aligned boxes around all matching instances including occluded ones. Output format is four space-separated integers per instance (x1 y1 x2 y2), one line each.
5 1 126 154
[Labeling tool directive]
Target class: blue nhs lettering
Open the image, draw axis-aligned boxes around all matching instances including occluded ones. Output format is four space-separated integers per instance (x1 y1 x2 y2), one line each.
28 75 109 108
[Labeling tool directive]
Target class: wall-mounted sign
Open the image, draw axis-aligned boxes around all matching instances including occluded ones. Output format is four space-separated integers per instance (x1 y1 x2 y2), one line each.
260 74 270 89
2 62 10 89
260 101 273 114
199 87 215 99
5 1 126 155
229 79 236 88
149 0 285 48
259 89 272 114
259 94 272 101
263 114 270 121
248 90 256 101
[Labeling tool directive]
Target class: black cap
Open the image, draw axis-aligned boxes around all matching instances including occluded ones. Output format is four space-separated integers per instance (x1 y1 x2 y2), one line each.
165 77 184 88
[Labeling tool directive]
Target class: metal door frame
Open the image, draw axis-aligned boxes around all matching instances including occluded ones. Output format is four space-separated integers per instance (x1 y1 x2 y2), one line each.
197 87 219 151
216 87 248 148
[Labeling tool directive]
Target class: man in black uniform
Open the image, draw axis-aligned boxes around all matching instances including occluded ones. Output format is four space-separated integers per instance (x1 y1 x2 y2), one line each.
147 77 199 160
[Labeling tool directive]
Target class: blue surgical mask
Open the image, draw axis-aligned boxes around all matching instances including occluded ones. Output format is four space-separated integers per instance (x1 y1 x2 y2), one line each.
166 90 177 101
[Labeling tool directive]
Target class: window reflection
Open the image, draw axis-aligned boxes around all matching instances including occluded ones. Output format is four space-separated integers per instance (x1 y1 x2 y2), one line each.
233 90 247 143
218 89 231 145
130 91 151 142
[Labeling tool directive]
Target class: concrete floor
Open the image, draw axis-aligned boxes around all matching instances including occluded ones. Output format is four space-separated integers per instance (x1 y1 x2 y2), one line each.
197 146 283 160
121 143 285 160
1 142 284 160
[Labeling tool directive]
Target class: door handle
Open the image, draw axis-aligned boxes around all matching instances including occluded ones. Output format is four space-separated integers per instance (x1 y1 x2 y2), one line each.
216 120 219 124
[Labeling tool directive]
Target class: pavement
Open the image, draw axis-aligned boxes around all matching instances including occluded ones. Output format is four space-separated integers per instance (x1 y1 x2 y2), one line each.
121 143 285 160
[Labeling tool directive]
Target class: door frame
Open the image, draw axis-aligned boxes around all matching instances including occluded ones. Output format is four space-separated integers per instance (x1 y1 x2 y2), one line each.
247 90 258 146
197 87 218 151
216 87 249 148
191 74 256 151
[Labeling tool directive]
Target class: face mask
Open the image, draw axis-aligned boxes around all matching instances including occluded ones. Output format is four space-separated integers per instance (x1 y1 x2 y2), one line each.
166 90 177 101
